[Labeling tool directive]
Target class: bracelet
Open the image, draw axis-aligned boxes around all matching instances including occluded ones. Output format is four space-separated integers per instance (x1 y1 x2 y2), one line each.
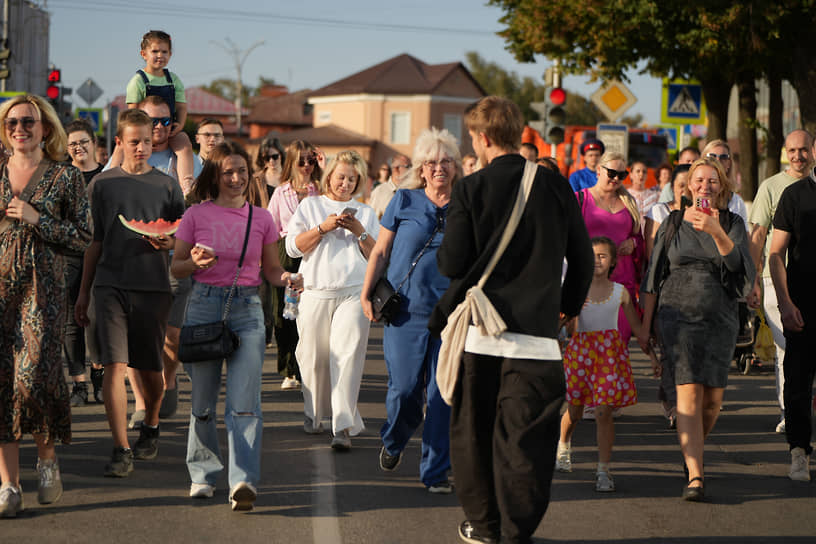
316 224 325 236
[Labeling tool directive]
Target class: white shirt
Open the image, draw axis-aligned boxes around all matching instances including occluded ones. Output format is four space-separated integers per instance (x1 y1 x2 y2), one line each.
285 195 379 294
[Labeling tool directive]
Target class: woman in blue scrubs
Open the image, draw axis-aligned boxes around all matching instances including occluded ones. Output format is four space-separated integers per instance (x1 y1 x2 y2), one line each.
361 128 461 493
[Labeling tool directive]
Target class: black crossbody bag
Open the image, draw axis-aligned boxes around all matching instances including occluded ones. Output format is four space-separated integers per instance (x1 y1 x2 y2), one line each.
370 210 444 323
178 205 253 363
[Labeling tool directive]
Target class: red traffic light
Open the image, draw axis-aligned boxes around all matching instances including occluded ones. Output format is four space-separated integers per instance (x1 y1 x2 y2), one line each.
549 87 566 106
48 69 61 83
46 84 60 100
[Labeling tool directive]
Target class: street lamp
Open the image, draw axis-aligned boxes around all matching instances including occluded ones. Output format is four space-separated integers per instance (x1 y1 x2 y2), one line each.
211 38 265 138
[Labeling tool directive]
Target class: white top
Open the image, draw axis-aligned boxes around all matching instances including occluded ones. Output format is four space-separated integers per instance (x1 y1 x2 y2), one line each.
647 201 672 225
285 195 379 294
464 327 561 360
369 178 401 218
577 282 624 333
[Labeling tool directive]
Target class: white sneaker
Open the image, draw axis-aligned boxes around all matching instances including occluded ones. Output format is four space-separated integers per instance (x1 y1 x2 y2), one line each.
36 458 63 504
775 419 786 434
555 444 572 473
582 407 595 420
190 483 215 498
304 416 323 434
331 429 351 451
789 447 811 482
0 483 24 518
229 482 257 511
281 376 301 390
595 471 615 492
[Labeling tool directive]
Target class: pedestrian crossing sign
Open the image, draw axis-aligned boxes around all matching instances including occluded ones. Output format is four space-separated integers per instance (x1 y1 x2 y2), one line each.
76 108 104 136
661 78 706 125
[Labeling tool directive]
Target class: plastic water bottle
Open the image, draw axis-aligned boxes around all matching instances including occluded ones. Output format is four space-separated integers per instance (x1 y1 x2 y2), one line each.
282 273 302 320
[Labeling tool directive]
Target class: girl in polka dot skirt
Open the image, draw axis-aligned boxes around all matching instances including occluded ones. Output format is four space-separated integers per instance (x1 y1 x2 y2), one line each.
556 236 658 492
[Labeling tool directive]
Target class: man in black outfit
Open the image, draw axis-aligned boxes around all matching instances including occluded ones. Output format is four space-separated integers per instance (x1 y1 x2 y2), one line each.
769 145 816 482
430 96 593 544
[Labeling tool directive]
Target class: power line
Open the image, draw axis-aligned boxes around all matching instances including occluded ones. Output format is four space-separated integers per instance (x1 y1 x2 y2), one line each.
47 0 498 36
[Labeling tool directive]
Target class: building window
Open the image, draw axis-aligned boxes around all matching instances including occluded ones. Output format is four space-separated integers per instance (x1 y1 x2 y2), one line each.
390 112 411 144
443 114 462 142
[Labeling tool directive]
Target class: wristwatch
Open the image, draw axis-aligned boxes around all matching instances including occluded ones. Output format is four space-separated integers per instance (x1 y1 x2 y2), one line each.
358 231 369 242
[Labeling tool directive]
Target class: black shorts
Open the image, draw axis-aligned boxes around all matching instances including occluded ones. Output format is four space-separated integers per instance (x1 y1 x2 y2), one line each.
94 286 172 372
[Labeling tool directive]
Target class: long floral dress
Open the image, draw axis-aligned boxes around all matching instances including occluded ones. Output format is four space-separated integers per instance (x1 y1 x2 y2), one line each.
0 160 93 444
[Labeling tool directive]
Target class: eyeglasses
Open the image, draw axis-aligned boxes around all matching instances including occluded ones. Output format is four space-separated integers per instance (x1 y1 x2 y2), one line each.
392 163 411 170
706 152 731 161
298 157 317 167
67 138 91 149
151 117 172 127
197 132 223 139
4 117 38 131
423 158 453 169
602 166 628 180
266 153 280 161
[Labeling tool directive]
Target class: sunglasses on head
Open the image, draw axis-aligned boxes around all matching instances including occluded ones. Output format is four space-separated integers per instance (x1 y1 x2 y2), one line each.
602 165 628 180
298 157 317 167
4 117 38 131
706 152 731 161
151 117 172 127
266 153 280 161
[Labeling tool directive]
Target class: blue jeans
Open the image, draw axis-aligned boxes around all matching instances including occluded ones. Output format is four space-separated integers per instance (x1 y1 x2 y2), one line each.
182 282 265 489
381 316 451 487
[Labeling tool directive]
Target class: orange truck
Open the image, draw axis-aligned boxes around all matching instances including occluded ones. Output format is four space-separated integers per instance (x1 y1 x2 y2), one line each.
522 125 670 188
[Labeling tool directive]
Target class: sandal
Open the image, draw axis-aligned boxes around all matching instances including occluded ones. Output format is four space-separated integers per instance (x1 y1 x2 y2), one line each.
682 476 705 502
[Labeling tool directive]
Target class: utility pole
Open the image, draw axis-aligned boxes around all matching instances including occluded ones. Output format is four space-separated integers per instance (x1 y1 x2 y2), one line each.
1 0 10 92
210 38 264 138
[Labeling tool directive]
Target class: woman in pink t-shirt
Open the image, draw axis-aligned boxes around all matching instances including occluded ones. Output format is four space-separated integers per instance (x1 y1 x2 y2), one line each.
171 141 300 511
266 140 322 390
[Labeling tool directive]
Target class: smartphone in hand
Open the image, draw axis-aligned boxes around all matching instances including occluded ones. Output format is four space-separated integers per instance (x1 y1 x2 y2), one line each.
341 207 357 217
695 196 712 216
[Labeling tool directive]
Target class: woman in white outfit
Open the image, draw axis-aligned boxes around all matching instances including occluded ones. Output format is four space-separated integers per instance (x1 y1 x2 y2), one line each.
286 150 379 450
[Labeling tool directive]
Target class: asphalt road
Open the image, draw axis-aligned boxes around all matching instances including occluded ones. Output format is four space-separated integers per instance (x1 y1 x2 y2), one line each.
3 324 815 543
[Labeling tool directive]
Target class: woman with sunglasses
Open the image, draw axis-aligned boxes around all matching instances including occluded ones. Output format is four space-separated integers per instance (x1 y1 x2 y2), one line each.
361 128 460 493
286 150 379 450
576 151 644 344
254 137 286 201
701 140 749 229
0 95 93 516
267 141 322 390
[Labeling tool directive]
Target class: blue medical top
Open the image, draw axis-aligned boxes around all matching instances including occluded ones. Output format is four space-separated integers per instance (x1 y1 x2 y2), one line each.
381 188 450 317
568 167 598 192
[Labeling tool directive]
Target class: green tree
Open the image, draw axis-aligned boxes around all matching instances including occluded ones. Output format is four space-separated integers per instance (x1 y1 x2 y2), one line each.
201 75 277 104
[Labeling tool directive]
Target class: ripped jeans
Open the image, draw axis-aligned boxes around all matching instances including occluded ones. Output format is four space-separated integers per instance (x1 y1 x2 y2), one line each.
182 282 265 489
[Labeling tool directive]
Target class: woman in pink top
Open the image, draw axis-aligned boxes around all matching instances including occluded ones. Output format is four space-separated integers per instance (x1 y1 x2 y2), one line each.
576 151 644 343
266 140 322 390
172 141 299 510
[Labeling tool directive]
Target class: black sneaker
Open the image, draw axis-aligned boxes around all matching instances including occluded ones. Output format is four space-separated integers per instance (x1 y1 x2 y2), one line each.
133 425 159 460
90 367 104 403
379 445 403 471
69 382 88 407
104 447 134 478
458 521 498 544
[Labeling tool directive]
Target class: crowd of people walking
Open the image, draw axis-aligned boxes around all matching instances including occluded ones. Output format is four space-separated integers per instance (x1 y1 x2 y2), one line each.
0 30 814 543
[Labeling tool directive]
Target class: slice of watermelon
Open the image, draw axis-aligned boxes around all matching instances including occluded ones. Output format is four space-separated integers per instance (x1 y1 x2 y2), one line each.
118 214 181 236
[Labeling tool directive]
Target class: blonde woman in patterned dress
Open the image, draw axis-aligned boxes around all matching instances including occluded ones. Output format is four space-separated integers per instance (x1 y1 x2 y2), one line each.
0 95 92 517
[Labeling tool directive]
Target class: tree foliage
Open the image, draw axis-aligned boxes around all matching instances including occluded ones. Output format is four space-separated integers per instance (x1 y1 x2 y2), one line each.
201 75 277 104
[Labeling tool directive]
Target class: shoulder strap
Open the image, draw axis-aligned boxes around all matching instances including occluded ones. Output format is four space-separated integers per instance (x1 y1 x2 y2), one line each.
718 207 731 233
578 188 585 211
476 160 536 289
222 204 254 321
137 69 150 84
18 159 52 202
163 68 173 85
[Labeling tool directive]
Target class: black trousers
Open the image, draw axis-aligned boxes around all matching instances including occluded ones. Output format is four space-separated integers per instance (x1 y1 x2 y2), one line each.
62 254 86 377
450 352 565 544
783 327 816 455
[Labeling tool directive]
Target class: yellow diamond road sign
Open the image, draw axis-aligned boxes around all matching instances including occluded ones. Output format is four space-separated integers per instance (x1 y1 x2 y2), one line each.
591 80 637 122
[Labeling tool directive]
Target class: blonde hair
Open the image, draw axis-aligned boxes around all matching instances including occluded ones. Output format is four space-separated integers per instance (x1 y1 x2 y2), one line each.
407 127 463 189
320 149 367 197
598 151 640 234
0 94 67 161
685 157 732 209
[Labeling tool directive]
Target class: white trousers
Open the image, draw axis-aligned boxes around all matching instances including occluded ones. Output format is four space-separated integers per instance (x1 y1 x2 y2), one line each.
763 277 786 413
295 289 370 436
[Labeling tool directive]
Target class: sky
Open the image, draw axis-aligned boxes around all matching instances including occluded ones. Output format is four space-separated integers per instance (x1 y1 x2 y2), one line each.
45 0 664 124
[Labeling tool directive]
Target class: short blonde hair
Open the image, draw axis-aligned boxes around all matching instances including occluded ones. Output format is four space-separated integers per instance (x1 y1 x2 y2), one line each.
320 149 367 197
407 127 462 189
686 157 732 209
598 151 640 234
465 96 523 152
0 94 67 161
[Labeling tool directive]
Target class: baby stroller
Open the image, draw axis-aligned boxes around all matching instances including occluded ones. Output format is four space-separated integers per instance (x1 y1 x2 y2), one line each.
733 303 768 375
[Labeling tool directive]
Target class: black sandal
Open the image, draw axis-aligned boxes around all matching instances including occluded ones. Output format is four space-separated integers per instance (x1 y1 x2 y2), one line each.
682 476 705 502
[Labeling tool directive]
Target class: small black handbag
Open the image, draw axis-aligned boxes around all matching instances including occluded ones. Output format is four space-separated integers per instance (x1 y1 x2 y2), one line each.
178 205 253 363
369 209 445 324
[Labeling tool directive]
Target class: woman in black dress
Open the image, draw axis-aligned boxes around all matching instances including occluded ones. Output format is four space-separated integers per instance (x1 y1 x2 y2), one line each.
641 157 754 501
